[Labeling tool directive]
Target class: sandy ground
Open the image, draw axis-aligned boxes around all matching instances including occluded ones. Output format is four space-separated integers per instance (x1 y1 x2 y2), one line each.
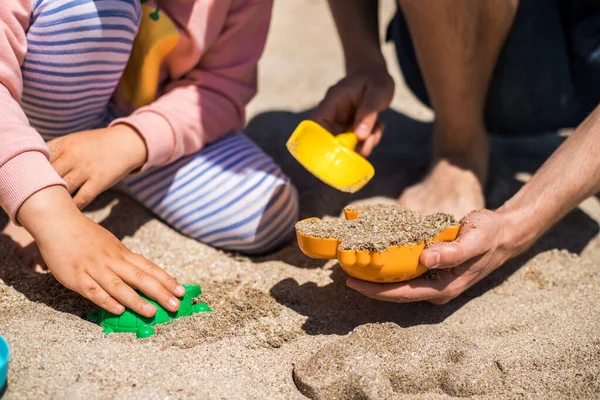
2 1 600 399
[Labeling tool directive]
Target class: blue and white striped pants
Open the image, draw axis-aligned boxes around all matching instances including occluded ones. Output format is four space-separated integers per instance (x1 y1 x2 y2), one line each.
21 0 298 253
123 132 299 253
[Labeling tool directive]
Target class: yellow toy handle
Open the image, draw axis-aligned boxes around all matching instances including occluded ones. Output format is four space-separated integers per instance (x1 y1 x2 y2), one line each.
334 133 359 150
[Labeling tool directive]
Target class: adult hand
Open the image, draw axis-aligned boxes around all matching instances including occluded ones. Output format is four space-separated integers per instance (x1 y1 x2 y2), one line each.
346 209 523 304
311 63 395 157
47 124 147 210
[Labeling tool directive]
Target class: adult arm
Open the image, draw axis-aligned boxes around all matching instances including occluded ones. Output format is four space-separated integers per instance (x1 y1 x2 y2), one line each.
348 104 600 303
327 0 385 71
311 0 394 156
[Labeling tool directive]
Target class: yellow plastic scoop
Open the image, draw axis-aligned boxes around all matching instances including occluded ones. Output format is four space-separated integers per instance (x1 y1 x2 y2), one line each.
286 120 375 193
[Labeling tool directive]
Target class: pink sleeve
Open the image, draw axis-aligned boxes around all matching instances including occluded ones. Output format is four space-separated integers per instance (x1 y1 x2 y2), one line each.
111 0 274 168
0 1 66 222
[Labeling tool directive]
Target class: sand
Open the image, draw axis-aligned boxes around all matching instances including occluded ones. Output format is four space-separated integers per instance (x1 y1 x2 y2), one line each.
296 204 456 251
293 250 600 399
1 1 600 399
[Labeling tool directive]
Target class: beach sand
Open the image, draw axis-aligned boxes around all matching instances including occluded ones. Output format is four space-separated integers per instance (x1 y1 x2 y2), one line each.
1 1 599 398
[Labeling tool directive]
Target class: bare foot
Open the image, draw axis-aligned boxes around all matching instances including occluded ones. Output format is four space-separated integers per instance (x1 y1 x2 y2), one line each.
3 222 46 271
399 159 485 219
399 125 489 220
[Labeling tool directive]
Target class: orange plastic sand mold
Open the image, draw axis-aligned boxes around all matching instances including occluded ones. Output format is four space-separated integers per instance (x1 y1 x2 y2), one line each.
296 209 460 283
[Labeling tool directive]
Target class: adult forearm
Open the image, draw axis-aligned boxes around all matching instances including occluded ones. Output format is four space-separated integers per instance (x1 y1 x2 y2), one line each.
498 105 600 253
327 0 385 71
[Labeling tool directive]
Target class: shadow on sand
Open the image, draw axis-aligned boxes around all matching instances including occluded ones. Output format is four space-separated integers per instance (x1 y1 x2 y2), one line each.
0 108 596 332
244 108 598 335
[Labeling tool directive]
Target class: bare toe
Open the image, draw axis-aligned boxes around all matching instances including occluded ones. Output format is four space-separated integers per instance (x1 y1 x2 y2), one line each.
398 160 485 219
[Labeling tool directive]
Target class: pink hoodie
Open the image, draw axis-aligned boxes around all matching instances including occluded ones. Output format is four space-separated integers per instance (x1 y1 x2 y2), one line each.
0 0 273 221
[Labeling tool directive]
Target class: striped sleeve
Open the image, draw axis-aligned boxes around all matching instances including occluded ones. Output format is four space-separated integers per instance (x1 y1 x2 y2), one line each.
0 0 66 222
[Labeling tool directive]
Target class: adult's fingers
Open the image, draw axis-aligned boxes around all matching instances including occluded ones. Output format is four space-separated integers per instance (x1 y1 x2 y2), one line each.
352 86 385 140
88 267 157 317
311 80 363 133
311 87 350 130
346 275 461 304
126 253 185 298
420 226 490 269
77 275 126 315
357 120 384 157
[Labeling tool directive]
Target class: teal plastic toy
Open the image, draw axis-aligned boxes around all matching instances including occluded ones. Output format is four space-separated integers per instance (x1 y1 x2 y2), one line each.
0 336 9 389
87 284 210 339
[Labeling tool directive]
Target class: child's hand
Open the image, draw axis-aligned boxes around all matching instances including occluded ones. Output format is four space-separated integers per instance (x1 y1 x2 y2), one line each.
47 125 147 210
18 186 185 317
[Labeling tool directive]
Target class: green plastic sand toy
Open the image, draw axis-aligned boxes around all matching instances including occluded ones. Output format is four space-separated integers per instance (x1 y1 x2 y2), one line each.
87 284 211 339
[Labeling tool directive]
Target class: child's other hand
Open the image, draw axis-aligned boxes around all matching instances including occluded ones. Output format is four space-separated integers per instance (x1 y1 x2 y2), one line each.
18 186 185 317
47 125 147 210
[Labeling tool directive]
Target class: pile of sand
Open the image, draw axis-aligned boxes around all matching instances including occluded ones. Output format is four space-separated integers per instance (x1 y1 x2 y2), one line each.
296 204 456 251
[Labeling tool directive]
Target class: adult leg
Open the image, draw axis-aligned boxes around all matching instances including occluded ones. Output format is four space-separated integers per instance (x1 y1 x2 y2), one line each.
394 0 519 219
568 1 600 115
125 133 299 254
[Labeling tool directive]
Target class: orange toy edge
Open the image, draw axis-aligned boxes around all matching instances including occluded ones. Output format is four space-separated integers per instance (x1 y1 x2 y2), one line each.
296 218 340 259
296 212 460 261
343 209 361 221
335 224 460 263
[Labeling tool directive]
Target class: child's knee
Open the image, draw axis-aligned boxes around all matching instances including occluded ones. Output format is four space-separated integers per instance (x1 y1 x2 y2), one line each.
211 177 299 254
252 178 299 253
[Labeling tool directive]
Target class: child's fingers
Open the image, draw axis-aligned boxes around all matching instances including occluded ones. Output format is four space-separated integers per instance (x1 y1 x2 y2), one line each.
88 267 157 317
46 137 64 163
126 253 185 297
112 261 181 312
73 181 99 210
50 155 72 177
62 171 85 195
77 275 125 315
